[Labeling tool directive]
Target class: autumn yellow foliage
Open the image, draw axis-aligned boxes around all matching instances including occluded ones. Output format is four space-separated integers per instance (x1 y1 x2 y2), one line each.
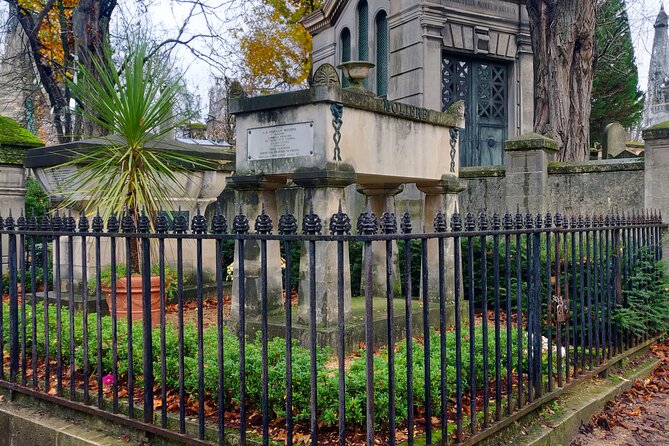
18 0 78 80
239 0 322 91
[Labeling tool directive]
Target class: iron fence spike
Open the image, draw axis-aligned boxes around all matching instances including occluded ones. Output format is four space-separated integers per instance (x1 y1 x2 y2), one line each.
382 209 398 234
254 205 273 235
232 207 249 235
279 208 299 235
401 211 413 234
303 206 323 235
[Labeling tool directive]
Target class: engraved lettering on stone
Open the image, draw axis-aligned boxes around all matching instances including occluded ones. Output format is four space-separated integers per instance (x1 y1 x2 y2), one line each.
52 166 77 190
444 0 515 15
248 122 314 161
383 99 430 121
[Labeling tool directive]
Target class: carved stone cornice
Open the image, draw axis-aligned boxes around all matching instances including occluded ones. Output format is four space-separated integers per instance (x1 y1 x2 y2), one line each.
303 0 348 35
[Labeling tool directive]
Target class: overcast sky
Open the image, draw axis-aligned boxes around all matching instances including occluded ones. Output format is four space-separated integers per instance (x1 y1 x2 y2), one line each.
150 0 665 101
0 1 660 110
628 0 664 90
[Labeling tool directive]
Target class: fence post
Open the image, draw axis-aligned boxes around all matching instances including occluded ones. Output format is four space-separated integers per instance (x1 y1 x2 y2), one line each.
5 212 18 389
612 217 623 355
139 212 154 424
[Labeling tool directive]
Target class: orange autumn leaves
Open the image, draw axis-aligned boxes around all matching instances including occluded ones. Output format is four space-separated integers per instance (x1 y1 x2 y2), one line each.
19 0 77 81
239 0 322 91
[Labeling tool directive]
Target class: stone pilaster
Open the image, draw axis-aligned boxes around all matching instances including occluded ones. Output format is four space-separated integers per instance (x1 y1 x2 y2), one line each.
643 122 669 261
417 174 466 308
293 168 356 326
0 166 25 270
504 133 557 215
516 11 534 135
227 174 285 320
357 184 404 298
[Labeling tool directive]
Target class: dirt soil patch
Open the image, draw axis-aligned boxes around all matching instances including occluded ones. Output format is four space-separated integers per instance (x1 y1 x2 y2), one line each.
570 339 669 446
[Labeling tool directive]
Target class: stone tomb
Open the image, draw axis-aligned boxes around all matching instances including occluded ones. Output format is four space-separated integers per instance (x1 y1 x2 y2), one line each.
24 136 234 306
229 78 465 345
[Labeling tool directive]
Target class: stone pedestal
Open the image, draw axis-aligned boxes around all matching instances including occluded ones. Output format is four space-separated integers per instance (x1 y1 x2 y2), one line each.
228 175 285 320
357 184 403 298
293 169 356 326
504 133 558 215
643 123 669 261
0 165 26 266
418 175 466 306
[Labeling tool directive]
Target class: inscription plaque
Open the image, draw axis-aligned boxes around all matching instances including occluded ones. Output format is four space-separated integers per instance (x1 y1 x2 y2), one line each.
52 166 77 189
248 122 314 161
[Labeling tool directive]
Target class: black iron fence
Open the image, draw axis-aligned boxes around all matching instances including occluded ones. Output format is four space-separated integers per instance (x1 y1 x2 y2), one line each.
0 206 665 446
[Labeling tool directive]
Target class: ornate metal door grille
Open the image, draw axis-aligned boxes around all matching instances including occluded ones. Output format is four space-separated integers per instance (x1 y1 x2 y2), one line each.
442 55 508 167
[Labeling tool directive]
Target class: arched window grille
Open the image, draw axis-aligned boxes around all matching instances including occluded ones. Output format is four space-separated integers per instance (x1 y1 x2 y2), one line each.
341 27 352 87
357 1 369 61
376 10 388 97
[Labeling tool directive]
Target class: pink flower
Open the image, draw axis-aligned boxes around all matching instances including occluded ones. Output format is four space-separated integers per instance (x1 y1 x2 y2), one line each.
102 374 115 386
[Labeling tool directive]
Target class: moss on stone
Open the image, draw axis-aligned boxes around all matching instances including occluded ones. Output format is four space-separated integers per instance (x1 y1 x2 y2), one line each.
548 158 643 174
0 116 42 147
647 120 669 130
0 116 43 164
459 165 506 178
505 132 558 152
643 120 669 140
186 122 207 130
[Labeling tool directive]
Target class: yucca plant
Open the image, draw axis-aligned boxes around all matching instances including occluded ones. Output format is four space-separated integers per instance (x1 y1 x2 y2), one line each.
59 43 212 272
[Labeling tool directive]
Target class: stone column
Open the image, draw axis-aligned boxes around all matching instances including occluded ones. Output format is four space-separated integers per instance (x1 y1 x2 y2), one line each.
293 169 356 326
643 123 669 261
417 175 466 322
357 184 403 298
227 174 285 320
504 133 557 215
0 164 25 266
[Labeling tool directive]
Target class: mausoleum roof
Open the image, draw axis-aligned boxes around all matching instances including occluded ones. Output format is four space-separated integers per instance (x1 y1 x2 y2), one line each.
303 0 347 34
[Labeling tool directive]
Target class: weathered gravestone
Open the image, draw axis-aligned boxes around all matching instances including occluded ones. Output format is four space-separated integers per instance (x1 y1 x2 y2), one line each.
603 122 628 159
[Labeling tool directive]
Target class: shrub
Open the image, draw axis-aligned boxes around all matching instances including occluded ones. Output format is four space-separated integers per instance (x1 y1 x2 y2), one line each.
24 177 49 218
616 250 669 336
1 300 522 429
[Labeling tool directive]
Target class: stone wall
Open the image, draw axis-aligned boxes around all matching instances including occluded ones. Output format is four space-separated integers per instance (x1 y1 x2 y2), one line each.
458 159 645 215
458 166 507 213
547 159 645 214
212 158 645 232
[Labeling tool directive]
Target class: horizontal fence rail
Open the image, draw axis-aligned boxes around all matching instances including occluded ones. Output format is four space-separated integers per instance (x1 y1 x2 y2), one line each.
0 206 665 446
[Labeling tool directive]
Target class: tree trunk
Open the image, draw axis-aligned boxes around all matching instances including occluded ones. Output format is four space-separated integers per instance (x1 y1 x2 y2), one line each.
9 3 69 141
72 0 117 138
527 0 597 162
5 0 117 141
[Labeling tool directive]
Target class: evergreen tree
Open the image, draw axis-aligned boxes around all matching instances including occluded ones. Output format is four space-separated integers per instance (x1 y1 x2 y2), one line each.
590 0 644 144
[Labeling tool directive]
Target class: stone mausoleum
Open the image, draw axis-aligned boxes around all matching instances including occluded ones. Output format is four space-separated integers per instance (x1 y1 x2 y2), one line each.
304 0 534 168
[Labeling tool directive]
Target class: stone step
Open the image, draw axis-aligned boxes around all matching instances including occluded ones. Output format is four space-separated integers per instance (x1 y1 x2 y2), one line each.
0 398 136 446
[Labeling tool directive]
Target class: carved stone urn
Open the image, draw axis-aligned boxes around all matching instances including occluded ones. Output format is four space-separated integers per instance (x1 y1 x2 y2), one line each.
337 61 375 93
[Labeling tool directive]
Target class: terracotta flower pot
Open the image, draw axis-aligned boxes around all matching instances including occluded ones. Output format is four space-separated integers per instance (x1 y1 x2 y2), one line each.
104 276 164 329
